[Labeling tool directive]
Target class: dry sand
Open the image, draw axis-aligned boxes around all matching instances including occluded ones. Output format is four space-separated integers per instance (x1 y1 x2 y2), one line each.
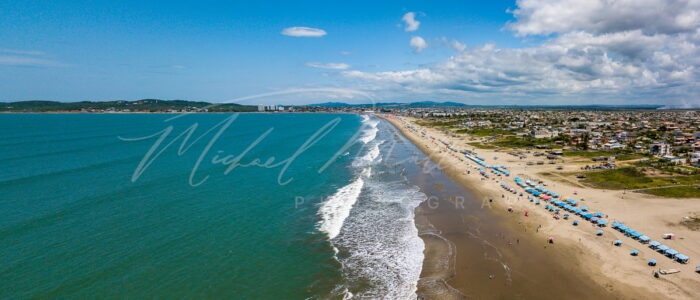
381 114 700 299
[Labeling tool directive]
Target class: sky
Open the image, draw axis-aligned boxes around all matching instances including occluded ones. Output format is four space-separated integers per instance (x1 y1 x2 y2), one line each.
1 0 700 106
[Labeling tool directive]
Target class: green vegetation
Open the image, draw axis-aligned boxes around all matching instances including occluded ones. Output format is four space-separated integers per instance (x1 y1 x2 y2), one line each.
641 186 700 198
415 120 463 127
582 167 700 191
467 142 497 149
680 216 700 231
455 128 511 137
635 160 700 175
491 135 553 148
563 150 644 161
0 99 258 112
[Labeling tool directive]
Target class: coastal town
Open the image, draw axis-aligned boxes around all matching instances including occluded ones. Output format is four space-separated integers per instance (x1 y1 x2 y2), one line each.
385 107 700 169
380 110 700 299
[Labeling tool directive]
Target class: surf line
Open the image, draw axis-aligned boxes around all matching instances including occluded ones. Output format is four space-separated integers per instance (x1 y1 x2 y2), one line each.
120 114 358 187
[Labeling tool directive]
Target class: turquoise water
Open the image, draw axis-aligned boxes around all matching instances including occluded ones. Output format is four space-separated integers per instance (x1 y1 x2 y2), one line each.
0 113 364 299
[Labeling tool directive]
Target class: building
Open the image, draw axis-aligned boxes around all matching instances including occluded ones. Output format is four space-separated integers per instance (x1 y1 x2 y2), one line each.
258 104 264 112
649 143 671 157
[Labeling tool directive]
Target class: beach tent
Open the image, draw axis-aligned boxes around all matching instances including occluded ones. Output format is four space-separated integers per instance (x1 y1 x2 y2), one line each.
597 220 608 227
657 245 670 252
611 222 621 228
630 249 639 256
614 240 623 246
581 206 589 211
573 220 579 226
675 254 689 264
665 249 679 257
649 241 661 248
596 230 604 236
639 236 650 243
648 259 657 266
593 212 605 217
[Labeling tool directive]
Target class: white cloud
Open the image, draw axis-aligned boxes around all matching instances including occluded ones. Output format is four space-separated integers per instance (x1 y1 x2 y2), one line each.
0 55 64 67
305 62 351 70
507 0 700 36
0 48 45 56
340 0 700 105
339 51 351 55
409 36 427 53
402 12 421 32
281 26 327 37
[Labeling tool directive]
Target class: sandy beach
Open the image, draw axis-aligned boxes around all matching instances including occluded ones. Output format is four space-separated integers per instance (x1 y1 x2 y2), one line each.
380 114 700 299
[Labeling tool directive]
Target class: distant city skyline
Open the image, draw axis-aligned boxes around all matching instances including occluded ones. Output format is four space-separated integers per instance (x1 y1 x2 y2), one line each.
2 0 700 107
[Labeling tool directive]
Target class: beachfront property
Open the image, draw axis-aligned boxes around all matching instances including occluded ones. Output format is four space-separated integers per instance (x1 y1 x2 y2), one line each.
378 107 700 167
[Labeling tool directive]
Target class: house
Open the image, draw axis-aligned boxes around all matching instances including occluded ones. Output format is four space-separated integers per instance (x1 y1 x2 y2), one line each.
649 143 672 157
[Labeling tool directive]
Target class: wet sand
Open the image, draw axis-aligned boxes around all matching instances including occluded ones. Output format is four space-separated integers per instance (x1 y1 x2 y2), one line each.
381 115 660 299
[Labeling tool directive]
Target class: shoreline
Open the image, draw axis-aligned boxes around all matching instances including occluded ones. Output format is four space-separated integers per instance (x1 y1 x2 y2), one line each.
379 114 698 299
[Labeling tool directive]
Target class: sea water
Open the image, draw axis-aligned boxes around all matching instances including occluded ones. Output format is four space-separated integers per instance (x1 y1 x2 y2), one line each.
0 113 428 299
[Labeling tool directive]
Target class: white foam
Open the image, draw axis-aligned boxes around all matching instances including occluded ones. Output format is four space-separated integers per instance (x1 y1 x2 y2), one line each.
358 115 379 144
318 169 369 240
332 181 426 298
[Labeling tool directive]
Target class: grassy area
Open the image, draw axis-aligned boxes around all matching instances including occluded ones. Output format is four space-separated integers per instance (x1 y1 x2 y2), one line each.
415 120 463 127
455 128 511 137
641 186 700 198
680 216 700 230
563 150 644 161
467 142 497 149
581 167 700 190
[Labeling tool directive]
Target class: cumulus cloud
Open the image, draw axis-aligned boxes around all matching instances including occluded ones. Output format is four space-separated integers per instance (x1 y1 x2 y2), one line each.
281 26 327 37
409 36 427 53
507 0 700 36
402 12 421 32
305 62 351 70
341 0 700 105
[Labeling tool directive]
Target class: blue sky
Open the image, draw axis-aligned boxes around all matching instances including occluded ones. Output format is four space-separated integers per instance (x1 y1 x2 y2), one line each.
2 0 699 106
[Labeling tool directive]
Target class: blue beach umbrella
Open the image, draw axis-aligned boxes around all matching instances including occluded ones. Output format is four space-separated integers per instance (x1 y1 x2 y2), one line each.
596 230 604 236
614 240 622 246
648 259 657 266
630 249 639 256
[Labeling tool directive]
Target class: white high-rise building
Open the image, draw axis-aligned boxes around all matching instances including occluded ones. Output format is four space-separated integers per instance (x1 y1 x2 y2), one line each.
257 104 264 112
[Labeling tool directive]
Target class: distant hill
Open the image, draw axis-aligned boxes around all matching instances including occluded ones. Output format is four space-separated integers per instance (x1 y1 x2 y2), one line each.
0 99 257 112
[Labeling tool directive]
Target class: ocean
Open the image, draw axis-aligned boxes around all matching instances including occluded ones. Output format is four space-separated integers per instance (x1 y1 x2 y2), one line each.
0 113 428 299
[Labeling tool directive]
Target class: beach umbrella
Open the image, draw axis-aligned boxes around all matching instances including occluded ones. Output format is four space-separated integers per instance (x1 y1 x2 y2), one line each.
613 240 622 246
658 245 669 252
597 220 608 226
593 212 605 217
630 249 639 256
596 230 604 236
639 236 650 243
611 222 621 228
590 217 600 222
649 241 661 248
648 259 657 266
573 220 579 226
581 206 589 211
